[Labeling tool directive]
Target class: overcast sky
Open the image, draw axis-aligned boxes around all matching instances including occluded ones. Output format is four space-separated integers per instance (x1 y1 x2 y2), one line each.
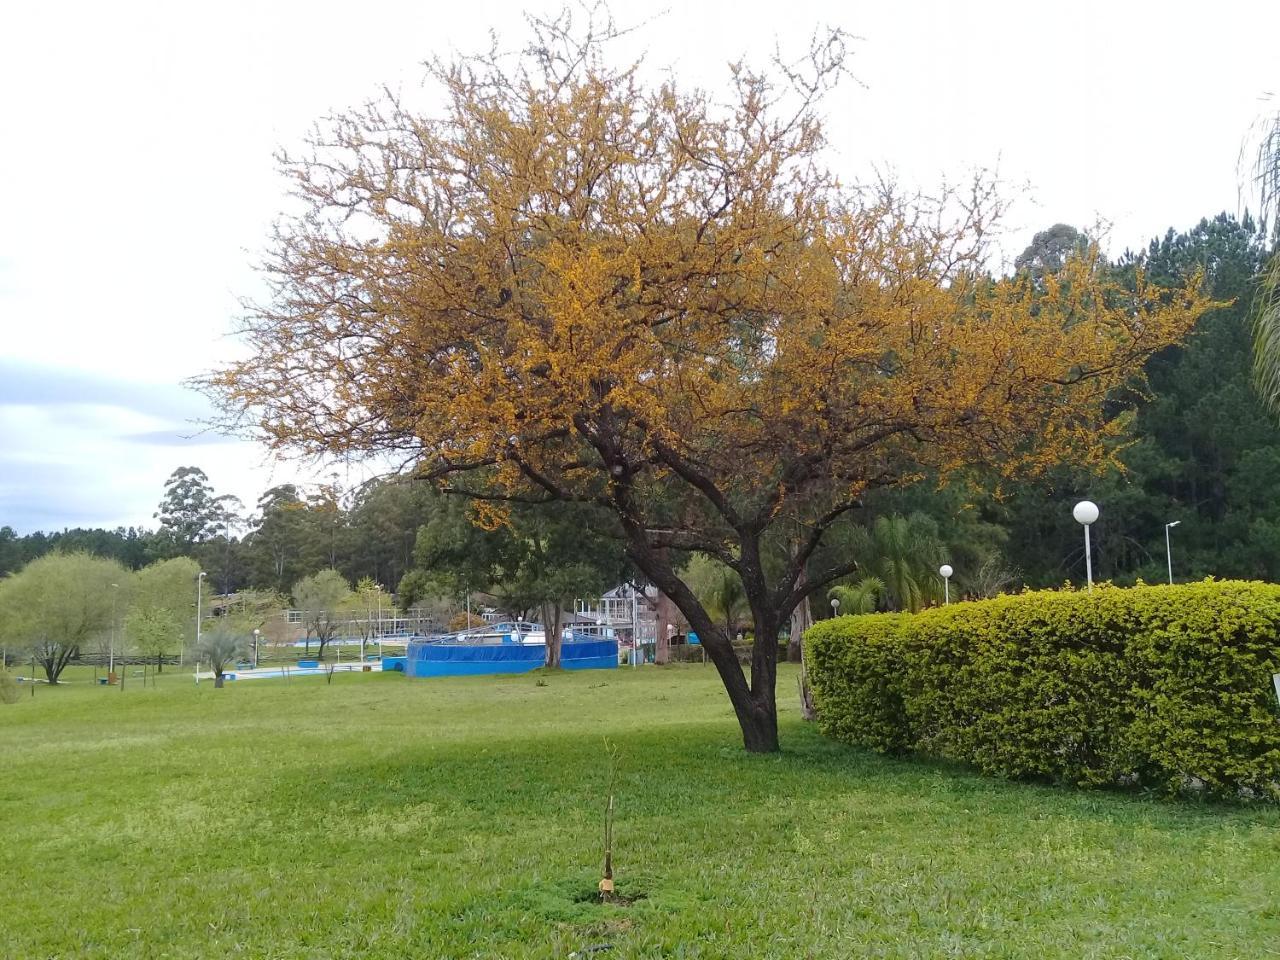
1 0 1277 533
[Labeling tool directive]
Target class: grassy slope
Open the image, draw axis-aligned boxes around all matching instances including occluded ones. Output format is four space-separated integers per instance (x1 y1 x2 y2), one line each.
1 664 1278 959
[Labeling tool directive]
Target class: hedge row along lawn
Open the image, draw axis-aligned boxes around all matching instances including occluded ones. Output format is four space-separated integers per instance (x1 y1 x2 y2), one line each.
805 580 1280 800
2 664 1278 958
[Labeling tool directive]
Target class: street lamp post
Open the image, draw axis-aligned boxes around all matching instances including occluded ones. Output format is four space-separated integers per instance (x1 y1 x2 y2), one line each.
1073 501 1100 593
1165 520 1181 585
938 565 953 604
195 571 207 665
109 583 119 677
253 629 260 668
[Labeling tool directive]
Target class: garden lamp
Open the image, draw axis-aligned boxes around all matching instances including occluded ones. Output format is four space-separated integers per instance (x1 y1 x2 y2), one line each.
1165 520 1181 585
1072 501 1099 592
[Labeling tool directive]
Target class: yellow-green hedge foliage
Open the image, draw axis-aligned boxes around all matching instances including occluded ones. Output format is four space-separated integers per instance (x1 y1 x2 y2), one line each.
804 580 1280 800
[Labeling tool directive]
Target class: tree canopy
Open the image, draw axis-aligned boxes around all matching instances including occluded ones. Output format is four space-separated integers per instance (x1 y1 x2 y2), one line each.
204 17 1212 751
155 467 223 548
125 556 201 669
0 552 130 682
292 569 353 659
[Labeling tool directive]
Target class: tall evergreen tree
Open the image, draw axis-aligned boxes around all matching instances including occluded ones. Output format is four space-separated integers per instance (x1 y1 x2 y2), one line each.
154 467 222 550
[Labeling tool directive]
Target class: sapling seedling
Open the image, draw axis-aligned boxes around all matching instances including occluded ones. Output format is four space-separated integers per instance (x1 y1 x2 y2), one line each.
599 739 620 902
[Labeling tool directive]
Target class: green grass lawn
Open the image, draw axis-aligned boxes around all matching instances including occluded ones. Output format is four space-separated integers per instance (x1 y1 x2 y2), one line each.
2 664 1278 959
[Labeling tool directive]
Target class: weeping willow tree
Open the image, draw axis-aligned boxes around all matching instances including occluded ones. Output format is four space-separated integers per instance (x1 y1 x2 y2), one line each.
1247 107 1280 413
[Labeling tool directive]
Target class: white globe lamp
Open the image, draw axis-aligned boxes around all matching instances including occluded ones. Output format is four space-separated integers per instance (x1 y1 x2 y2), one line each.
1072 501 1099 526
1073 500 1099 592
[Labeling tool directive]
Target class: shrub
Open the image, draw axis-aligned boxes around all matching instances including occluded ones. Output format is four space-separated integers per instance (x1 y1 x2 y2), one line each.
0 669 20 705
803 613 910 753
669 643 707 663
448 611 480 633
804 580 1280 800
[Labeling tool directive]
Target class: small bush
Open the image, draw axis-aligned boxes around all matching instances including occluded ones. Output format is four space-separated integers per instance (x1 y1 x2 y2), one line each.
669 644 707 663
448 611 480 632
804 580 1280 800
0 669 20 705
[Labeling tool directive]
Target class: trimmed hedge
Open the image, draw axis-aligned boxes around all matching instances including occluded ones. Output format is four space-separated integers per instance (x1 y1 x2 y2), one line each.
804 580 1280 800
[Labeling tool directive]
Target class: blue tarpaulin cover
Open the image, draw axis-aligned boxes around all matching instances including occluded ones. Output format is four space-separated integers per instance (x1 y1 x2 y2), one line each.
404 636 617 677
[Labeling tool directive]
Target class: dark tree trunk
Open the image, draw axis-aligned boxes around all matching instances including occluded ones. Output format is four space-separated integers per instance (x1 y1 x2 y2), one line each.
157 654 164 674
634 558 782 752
214 673 224 688
619 516 787 753
541 602 563 669
746 610 781 751
39 645 74 684
698 625 778 751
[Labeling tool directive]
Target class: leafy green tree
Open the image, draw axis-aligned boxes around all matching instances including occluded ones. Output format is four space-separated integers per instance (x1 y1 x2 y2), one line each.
300 481 350 575
344 480 438 589
195 494 247 595
126 556 201 670
154 467 222 550
407 499 628 667
340 577 392 659
683 554 749 639
245 485 309 593
0 526 20 577
125 606 181 672
0 526 160 575
0 552 130 682
394 569 437 614
828 577 885 615
408 496 516 607
292 569 352 659
1014 223 1092 284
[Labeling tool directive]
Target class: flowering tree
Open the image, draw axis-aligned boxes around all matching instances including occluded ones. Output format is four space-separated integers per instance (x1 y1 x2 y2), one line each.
208 14 1212 751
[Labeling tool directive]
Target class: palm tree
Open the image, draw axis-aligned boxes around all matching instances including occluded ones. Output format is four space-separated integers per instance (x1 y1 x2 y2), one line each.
195 627 249 688
830 514 944 614
1247 107 1280 414
829 576 886 615
683 554 749 639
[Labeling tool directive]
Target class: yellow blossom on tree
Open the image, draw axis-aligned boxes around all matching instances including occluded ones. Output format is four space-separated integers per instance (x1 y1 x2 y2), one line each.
206 13 1214 751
